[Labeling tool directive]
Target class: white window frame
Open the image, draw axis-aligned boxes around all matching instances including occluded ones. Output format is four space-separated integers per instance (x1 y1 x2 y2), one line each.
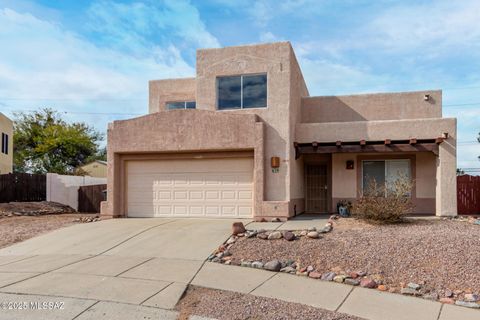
216 73 268 110
361 159 411 194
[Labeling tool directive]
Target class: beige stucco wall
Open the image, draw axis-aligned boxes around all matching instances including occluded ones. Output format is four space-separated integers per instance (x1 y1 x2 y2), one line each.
416 152 437 198
103 110 265 217
288 45 310 215
149 78 196 113
196 42 291 204
107 41 457 219
332 153 357 199
302 90 442 123
0 113 13 174
78 161 107 178
296 118 456 142
331 152 436 214
300 118 456 216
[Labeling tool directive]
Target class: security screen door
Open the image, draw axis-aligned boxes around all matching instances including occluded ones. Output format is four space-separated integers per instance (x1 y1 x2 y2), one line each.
305 164 328 213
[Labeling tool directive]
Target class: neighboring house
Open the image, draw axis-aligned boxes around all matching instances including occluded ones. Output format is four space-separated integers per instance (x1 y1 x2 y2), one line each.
77 160 107 178
0 113 13 174
101 42 457 220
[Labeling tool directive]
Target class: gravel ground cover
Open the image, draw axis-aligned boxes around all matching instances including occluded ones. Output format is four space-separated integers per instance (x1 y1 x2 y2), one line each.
0 201 75 216
224 218 480 305
0 214 97 249
176 285 364 320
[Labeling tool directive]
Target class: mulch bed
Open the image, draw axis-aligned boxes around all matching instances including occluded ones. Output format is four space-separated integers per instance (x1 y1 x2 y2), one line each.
176 285 363 320
0 201 75 216
225 218 480 303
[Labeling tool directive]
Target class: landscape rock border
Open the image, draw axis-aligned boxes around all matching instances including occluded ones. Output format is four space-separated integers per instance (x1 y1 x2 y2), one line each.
207 217 480 310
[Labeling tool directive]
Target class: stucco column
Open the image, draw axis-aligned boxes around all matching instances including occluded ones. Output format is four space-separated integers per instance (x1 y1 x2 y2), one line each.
253 122 265 218
435 135 457 216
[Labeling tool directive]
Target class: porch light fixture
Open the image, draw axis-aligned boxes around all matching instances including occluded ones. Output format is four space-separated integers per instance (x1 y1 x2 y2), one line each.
346 160 354 170
271 156 280 168
424 94 430 101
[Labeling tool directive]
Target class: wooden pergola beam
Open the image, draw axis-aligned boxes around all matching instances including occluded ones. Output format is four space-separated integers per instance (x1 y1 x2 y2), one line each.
295 144 439 156
435 137 444 144
293 138 442 159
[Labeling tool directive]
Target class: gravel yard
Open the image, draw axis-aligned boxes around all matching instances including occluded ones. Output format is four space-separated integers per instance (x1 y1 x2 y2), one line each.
176 285 363 320
0 202 99 249
226 218 480 303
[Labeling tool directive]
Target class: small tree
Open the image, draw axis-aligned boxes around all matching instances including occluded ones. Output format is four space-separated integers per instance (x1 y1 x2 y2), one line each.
352 174 414 224
14 108 103 175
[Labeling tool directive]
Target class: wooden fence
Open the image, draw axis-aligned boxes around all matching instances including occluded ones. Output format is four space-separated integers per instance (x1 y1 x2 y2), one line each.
457 174 480 215
0 173 46 203
78 184 107 213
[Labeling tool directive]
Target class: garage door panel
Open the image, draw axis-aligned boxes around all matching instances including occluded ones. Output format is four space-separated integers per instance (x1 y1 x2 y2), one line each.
205 191 220 200
221 206 236 216
127 158 253 218
157 206 172 215
189 191 203 200
238 190 253 200
238 206 253 216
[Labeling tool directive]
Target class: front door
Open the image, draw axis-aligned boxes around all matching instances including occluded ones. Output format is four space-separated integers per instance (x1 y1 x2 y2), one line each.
305 164 328 213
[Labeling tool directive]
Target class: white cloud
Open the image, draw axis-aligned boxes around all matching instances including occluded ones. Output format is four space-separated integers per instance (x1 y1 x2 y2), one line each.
364 0 480 52
293 43 393 96
0 6 198 134
87 0 220 53
0 8 195 99
259 31 281 43
248 1 272 27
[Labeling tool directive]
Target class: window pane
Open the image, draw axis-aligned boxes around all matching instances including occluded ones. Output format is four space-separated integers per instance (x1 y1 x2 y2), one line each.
166 102 186 110
185 101 196 109
386 160 410 181
217 76 241 110
362 161 385 194
243 74 267 108
386 160 410 193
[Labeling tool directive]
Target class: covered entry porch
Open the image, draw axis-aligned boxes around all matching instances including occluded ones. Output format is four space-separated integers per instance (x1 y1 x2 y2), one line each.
295 139 444 215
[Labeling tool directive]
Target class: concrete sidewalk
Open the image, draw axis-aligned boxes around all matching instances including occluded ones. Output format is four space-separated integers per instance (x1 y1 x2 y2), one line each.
0 218 238 319
192 262 480 320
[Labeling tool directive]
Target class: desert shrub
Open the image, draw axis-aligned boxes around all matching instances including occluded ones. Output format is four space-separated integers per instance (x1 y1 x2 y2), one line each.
352 174 414 224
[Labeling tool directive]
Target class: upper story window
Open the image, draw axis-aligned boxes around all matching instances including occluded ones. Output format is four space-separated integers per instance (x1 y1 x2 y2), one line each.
166 101 196 110
217 74 267 110
1 133 8 155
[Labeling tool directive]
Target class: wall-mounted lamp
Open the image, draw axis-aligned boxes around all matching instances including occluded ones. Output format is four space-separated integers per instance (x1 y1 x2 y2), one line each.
271 156 280 168
346 160 354 170
423 94 431 101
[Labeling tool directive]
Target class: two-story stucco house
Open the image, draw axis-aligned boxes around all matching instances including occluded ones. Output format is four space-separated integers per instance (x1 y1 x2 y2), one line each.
0 112 13 174
101 42 457 220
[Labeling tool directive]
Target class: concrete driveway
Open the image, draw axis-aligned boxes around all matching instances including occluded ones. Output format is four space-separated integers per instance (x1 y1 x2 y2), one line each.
0 218 241 319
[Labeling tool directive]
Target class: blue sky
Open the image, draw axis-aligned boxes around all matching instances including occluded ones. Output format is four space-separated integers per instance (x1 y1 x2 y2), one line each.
0 0 479 171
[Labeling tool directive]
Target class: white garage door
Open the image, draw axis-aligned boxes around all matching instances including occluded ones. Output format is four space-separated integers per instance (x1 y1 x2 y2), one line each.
126 158 254 218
